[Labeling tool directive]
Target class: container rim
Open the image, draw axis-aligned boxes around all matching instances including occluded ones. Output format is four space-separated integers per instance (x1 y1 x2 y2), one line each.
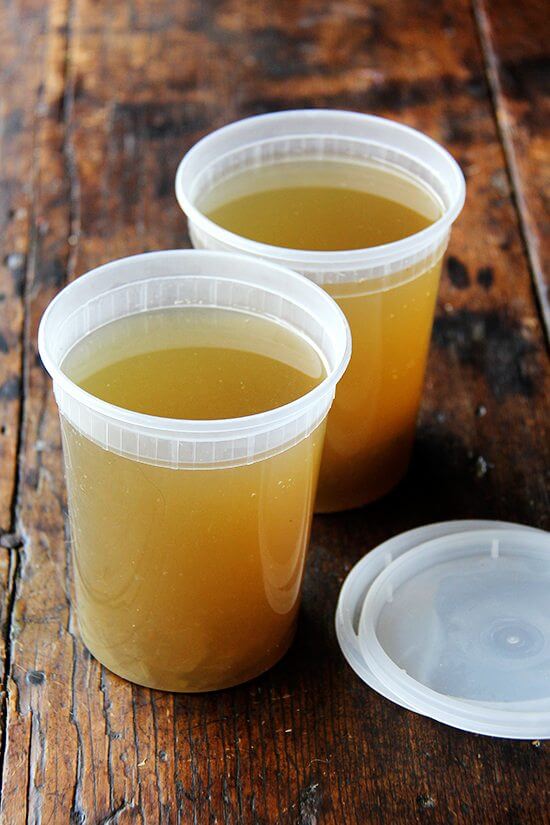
175 109 466 272
38 249 351 441
335 520 549 739
358 529 550 736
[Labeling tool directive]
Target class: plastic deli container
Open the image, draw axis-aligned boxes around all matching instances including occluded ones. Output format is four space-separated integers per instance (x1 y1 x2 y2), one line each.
176 110 466 512
336 520 550 740
38 250 351 692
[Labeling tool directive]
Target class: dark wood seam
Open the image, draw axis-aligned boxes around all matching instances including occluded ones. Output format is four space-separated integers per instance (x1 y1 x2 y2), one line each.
471 0 550 347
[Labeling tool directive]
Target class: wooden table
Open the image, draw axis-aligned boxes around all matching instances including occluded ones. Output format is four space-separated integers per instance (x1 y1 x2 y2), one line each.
0 1 548 822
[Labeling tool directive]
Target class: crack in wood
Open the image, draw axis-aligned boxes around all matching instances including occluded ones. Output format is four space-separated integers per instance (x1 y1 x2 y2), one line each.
100 667 116 813
131 685 146 821
472 0 550 346
150 693 165 823
0 543 22 793
231 690 246 824
96 799 135 825
60 0 81 285
69 622 85 825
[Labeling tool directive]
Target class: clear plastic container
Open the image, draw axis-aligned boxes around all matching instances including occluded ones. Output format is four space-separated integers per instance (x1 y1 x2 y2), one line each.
38 250 351 691
176 110 466 511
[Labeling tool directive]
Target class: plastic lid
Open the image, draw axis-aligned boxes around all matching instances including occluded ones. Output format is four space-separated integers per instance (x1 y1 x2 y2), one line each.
336 521 550 739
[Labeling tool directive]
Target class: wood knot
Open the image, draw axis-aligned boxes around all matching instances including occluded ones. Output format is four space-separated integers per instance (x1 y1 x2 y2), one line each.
26 670 46 686
0 533 23 549
417 794 436 810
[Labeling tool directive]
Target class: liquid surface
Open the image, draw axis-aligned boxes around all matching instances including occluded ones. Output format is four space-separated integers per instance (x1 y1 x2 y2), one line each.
203 159 436 251
64 307 325 418
200 159 443 511
61 308 326 691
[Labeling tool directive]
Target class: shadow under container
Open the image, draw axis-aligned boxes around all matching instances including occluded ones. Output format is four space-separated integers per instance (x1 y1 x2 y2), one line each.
38 250 351 692
176 110 466 512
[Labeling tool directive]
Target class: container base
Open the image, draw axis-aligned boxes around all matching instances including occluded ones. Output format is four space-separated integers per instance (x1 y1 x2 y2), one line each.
79 624 298 693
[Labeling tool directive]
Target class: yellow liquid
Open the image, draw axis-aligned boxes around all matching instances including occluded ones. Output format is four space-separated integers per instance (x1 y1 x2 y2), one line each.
203 160 442 510
62 308 326 691
207 167 431 251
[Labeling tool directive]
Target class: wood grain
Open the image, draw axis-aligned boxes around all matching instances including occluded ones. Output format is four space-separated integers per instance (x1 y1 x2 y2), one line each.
0 0 52 802
473 0 550 341
0 1 548 823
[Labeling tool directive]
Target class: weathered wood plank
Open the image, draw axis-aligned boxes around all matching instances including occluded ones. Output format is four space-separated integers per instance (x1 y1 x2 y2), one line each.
0 0 548 823
0 1 78 821
0 0 53 805
0 1 37 532
473 0 550 340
